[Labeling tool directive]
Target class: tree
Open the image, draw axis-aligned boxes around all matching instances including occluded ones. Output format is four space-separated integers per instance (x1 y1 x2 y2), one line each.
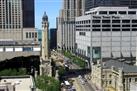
0 68 27 76
35 75 60 91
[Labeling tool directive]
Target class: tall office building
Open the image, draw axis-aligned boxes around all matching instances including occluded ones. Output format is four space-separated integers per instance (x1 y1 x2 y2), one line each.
76 7 137 61
0 0 35 41
50 28 57 49
0 0 22 29
0 0 39 61
57 0 84 51
62 0 83 19
22 0 35 28
85 0 137 11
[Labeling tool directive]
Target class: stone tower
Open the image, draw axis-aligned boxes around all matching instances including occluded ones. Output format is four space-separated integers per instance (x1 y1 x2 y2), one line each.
41 12 50 60
40 12 52 76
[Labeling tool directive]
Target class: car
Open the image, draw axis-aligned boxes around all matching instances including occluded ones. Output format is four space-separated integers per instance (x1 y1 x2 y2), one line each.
78 75 82 79
79 78 85 85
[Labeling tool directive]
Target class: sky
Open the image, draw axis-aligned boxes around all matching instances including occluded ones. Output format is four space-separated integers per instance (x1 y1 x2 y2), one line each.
35 0 62 29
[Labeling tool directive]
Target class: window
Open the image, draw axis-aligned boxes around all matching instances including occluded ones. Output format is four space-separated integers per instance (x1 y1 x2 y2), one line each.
109 81 112 84
79 32 86 36
23 47 33 51
109 74 112 78
87 46 90 54
35 32 37 38
122 25 130 27
129 78 131 82
112 29 120 31
112 25 120 27
132 20 137 23
29 32 31 38
92 20 100 23
95 50 98 54
102 20 110 23
102 25 110 27
85 25 90 27
112 20 120 23
132 28 137 31
32 32 34 38
135 78 137 82
99 11 107 14
92 25 100 27
119 11 127 14
109 11 117 14
122 20 130 23
102 75 105 78
132 25 137 27
128 11 136 14
122 29 130 31
26 32 28 38
102 29 110 31
92 29 100 31
123 79 125 83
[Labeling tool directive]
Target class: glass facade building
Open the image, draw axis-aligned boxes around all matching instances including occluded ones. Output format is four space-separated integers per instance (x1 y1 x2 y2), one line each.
22 0 35 28
85 0 137 11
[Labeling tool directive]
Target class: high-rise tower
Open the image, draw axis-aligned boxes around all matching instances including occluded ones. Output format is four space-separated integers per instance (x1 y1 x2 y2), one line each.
22 0 35 28
57 0 84 52
0 0 35 41
85 0 137 11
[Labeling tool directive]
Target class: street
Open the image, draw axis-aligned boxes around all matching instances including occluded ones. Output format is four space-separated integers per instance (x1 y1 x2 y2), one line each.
51 51 95 91
65 56 95 91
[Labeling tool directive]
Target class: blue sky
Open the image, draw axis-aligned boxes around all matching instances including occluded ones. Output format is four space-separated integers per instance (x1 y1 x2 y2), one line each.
35 0 61 29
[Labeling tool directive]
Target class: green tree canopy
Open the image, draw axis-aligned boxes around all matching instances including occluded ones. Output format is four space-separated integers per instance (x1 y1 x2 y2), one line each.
35 75 60 91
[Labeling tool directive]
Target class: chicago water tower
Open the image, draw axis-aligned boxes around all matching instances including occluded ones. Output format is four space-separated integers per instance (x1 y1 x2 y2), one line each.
40 12 52 76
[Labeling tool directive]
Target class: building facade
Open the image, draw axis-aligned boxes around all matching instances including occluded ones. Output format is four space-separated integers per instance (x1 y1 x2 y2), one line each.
76 7 137 61
57 0 85 52
91 59 137 91
50 28 57 50
22 0 35 28
0 0 40 61
57 0 137 52
0 0 35 41
85 0 137 12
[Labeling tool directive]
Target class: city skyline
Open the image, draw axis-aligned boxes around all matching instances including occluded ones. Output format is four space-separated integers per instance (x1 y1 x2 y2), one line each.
35 0 61 29
0 0 137 91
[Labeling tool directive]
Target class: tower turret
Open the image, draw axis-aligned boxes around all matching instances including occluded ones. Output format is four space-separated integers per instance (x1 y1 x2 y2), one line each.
42 12 49 28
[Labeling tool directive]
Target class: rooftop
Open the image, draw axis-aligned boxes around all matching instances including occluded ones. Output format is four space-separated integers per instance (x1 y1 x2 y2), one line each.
103 60 137 73
0 76 35 91
85 6 137 15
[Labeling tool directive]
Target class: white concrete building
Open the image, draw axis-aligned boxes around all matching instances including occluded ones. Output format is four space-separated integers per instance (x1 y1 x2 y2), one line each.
75 7 137 61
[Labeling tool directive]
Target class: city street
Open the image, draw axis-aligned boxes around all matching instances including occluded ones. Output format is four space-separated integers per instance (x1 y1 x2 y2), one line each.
63 55 95 91
51 51 95 91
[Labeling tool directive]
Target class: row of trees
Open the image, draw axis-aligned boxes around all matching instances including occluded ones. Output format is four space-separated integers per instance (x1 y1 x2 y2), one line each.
63 50 86 68
0 68 27 76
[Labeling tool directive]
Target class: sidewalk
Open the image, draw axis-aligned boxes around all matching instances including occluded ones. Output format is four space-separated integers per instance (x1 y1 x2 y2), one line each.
87 78 103 91
72 78 83 91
